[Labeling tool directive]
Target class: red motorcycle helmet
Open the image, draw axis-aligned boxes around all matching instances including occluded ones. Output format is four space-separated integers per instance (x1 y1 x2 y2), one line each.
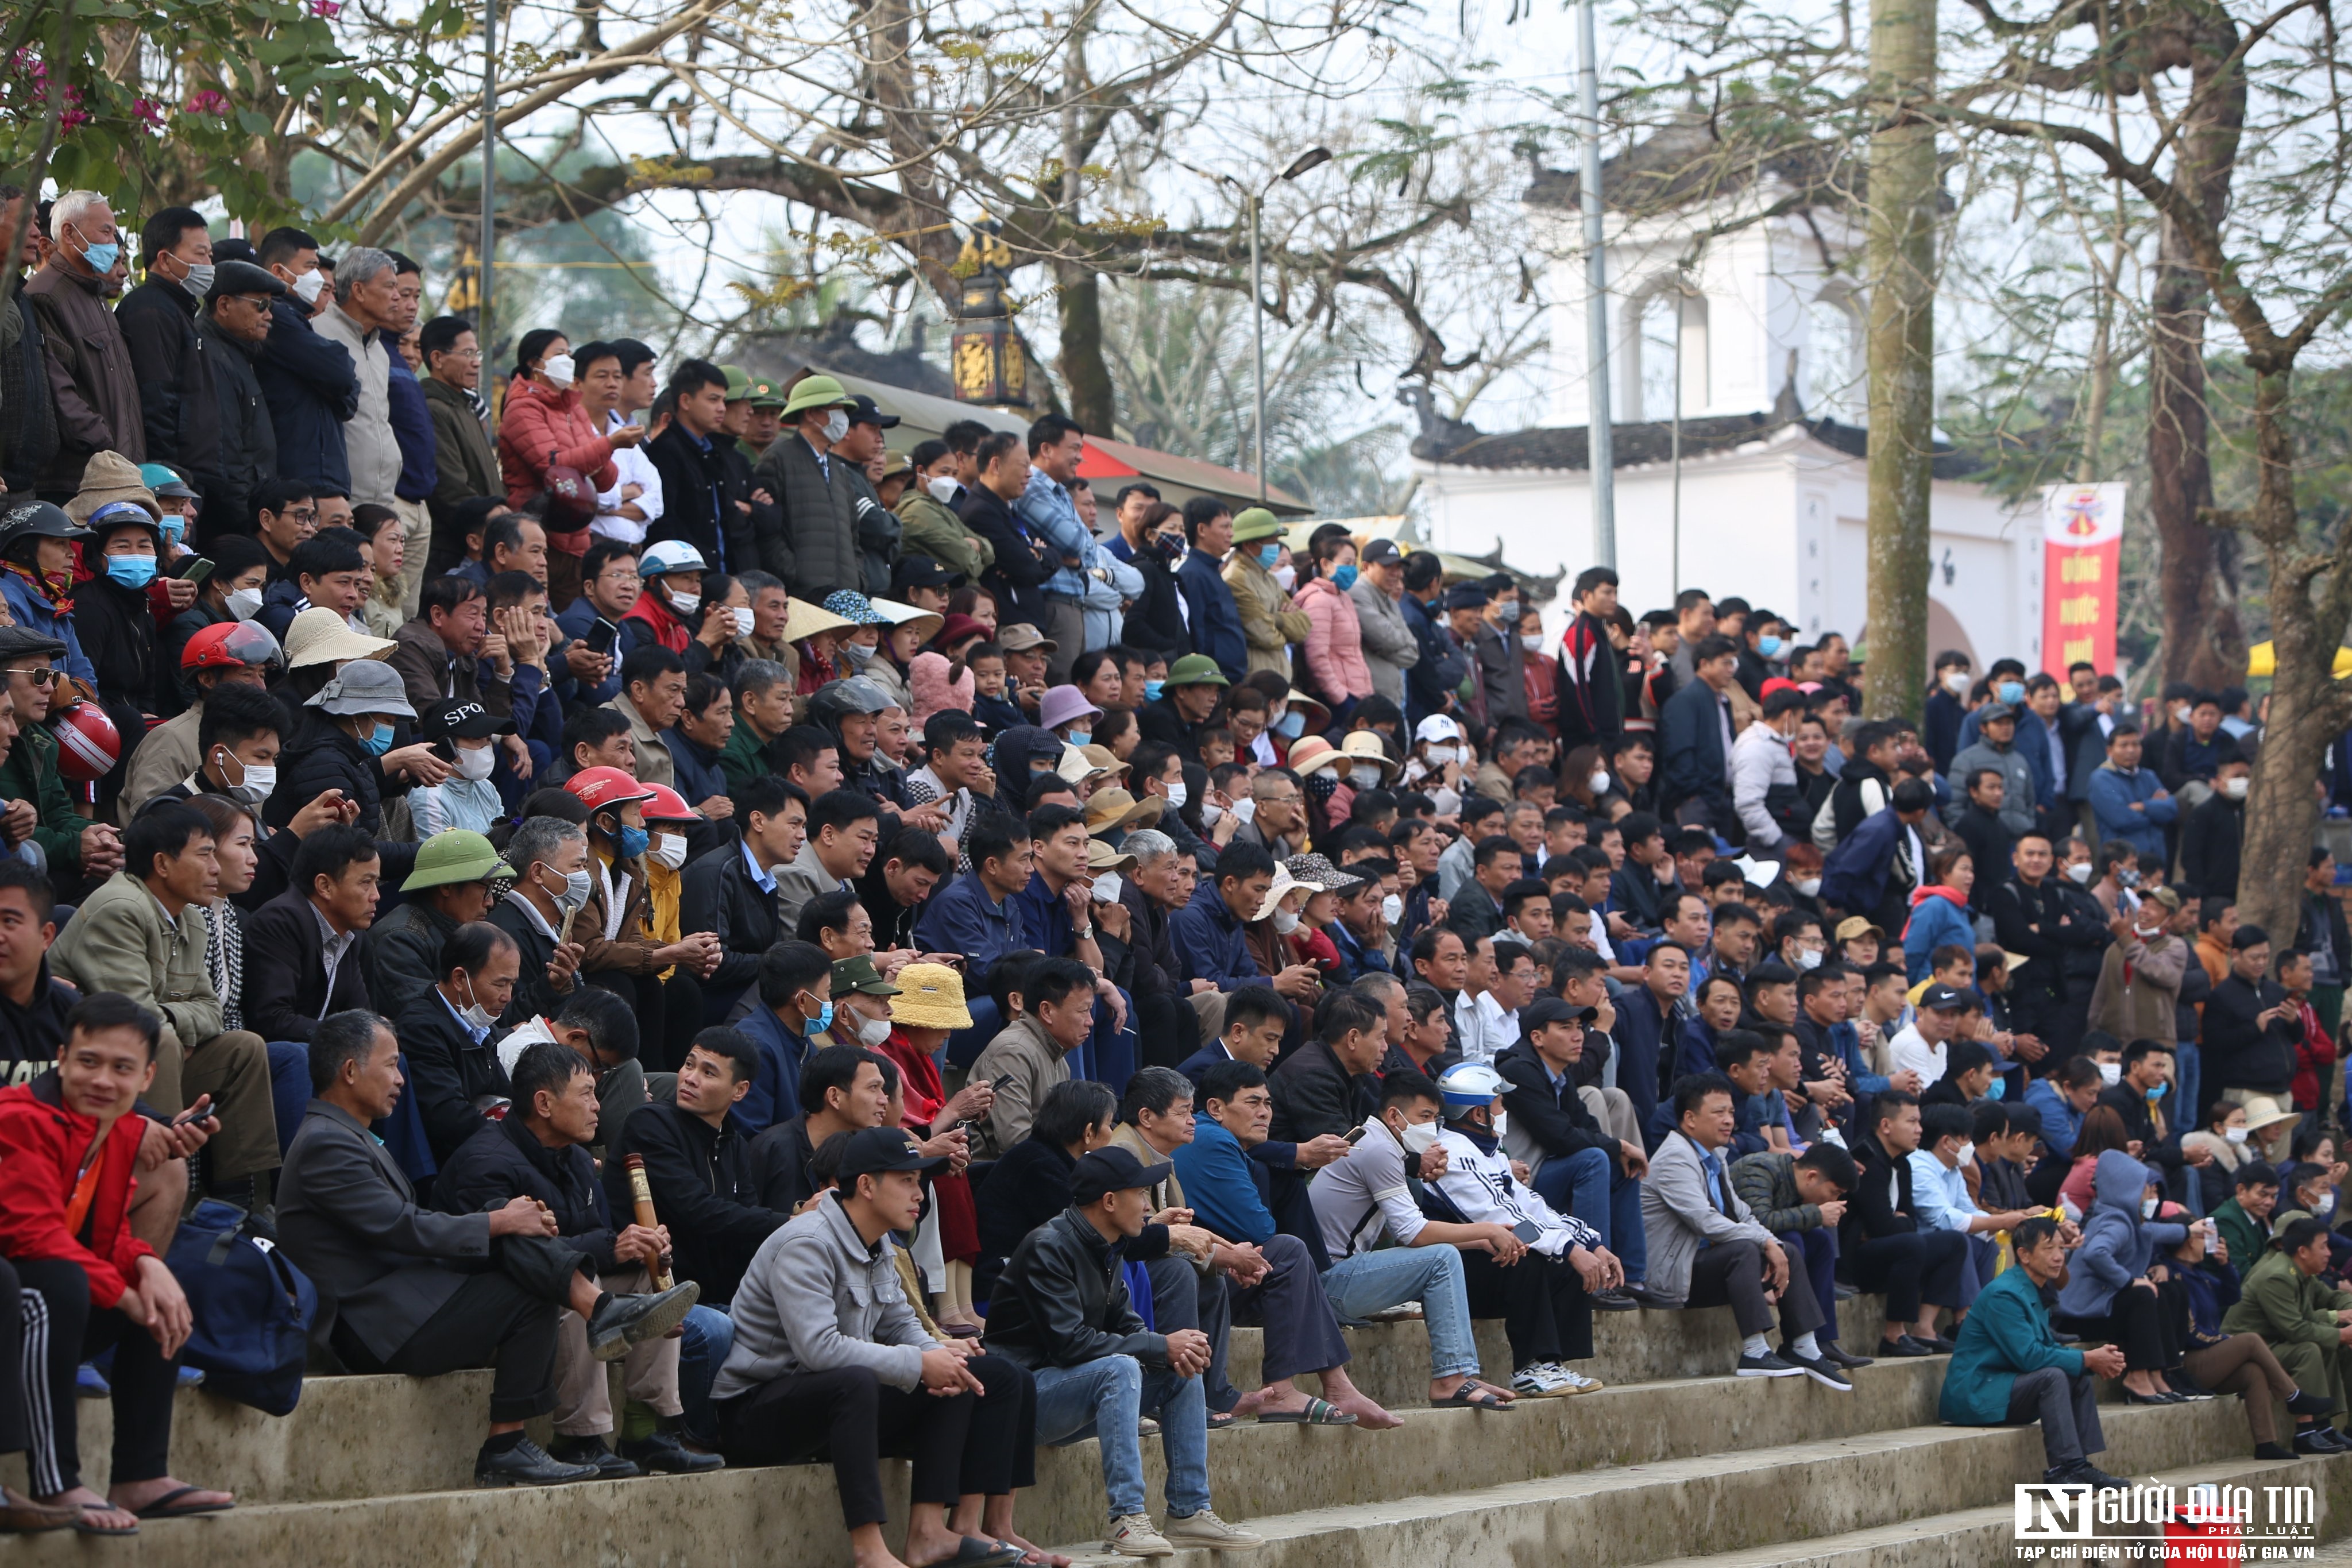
181 620 284 678
639 782 697 824
51 700 121 783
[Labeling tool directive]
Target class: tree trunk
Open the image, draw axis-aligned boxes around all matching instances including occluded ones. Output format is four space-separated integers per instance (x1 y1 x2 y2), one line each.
1055 265 1118 437
1863 0 1937 724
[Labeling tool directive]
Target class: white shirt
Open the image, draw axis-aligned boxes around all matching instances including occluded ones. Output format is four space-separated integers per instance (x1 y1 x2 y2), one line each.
1454 988 1519 1065
1887 1023 1945 1088
593 411 665 544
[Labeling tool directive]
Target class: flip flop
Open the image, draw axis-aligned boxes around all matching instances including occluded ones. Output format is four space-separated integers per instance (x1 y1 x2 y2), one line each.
130 1486 234 1521
1256 1396 1358 1426
1206 1409 1238 1431
1432 1383 1515 1412
70 1503 138 1537
919 1538 1022 1567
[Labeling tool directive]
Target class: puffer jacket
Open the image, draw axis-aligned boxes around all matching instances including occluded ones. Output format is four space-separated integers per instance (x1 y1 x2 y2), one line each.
497 376 617 551
1350 575 1418 705
894 486 991 580
1295 574 1373 704
751 431 859 601
1224 553 1311 679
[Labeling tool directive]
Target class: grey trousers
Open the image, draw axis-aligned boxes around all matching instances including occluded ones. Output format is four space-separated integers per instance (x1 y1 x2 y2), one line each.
2007 1365 2105 1470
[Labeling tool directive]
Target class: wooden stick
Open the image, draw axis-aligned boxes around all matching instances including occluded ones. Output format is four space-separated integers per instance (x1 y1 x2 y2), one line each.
624 1153 674 1291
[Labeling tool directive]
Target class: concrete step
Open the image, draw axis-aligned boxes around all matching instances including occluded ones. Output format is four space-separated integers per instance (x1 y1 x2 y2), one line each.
0 1374 2245 1566
2 1293 1897 1507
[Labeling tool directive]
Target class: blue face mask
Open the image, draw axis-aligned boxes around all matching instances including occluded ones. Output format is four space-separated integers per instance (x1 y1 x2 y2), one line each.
1756 634 1783 658
1276 710 1307 739
1997 679 2026 705
1065 729 1091 748
1144 679 1165 703
103 554 157 589
361 722 395 756
1986 1077 2006 1100
802 992 835 1036
160 517 185 546
1258 543 1281 569
616 824 650 860
1331 563 1360 591
78 238 121 275
2145 1080 2168 1102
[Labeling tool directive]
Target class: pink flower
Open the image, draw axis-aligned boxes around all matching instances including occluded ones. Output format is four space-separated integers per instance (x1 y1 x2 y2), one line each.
184 89 229 117
132 96 165 133
308 0 342 17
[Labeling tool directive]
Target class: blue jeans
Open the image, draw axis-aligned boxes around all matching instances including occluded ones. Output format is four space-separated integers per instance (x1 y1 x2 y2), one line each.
1532 1146 1648 1285
265 1041 309 1157
1033 1354 1210 1521
675 1305 733 1445
1320 1247 1479 1380
2174 1042 2202 1136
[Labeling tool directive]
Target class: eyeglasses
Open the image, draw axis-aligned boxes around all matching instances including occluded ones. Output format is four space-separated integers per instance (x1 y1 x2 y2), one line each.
439 347 485 362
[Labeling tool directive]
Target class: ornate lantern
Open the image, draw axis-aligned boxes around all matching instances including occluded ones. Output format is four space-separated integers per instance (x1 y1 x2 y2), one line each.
950 227 1029 408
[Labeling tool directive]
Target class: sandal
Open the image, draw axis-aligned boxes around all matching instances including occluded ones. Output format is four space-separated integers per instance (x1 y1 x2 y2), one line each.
130 1486 235 1521
1256 1396 1358 1426
70 1503 138 1538
1432 1382 1515 1412
1206 1409 1238 1432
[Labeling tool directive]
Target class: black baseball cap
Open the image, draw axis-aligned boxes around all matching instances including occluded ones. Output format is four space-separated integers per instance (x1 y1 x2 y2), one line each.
893 555 958 592
847 394 901 430
428 700 513 740
1523 996 1596 1032
1071 1145 1172 1206
1920 983 1974 1013
1360 538 1403 566
839 1127 944 1182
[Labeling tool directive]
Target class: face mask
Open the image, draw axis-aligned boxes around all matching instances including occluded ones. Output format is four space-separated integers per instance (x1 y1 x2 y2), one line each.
2067 862 2096 885
1201 801 1225 828
1257 543 1281 569
1426 744 1458 766
1794 877 1822 897
2145 1080 2168 1102
160 516 185 547
1381 893 1404 925
1094 870 1125 905
1996 680 2025 705
1520 633 1544 652
1331 563 1360 590
614 824 650 860
541 354 576 389
104 555 158 589
847 642 881 670
728 606 756 638
454 973 498 1033
1272 565 1297 592
1795 948 1823 971
2098 1061 2122 1086
2224 775 2250 800
1986 1077 2006 1100
1494 599 1520 623
1276 710 1307 740
361 721 396 756
1955 1141 1975 1165
2141 1196 2160 1219
1165 778 1188 809
455 744 496 782
1145 679 1165 703
1758 635 1785 658
650 832 689 870
2226 1125 2250 1145
226 585 264 621
1589 770 1611 796
1273 909 1301 934
926 474 959 504
215 749 276 806
1491 1110 1509 1140
2318 1192 2339 1220
1351 762 1384 790
822 410 851 444
1943 671 1971 696
855 1012 892 1047
668 590 702 618
178 261 216 302
292 268 326 306
1065 729 1092 748
2117 868 2141 888
2173 704 2193 725
1158 534 1186 559
76 234 121 275
1397 1119 1440 1156
801 992 836 1036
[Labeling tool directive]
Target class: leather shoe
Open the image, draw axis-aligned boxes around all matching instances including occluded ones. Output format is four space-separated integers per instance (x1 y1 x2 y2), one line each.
586 1282 701 1362
1915 1333 1958 1354
618 1428 725 1475
1621 1283 1678 1310
476 1438 600 1487
547 1436 640 1480
1877 1335 1932 1357
2123 1388 2185 1406
2293 1426 2345 1456
2048 1460 2129 1491
1588 1288 1639 1312
1820 1342 1875 1370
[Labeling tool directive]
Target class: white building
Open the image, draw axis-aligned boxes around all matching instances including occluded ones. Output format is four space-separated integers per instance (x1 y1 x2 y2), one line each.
1411 126 2040 669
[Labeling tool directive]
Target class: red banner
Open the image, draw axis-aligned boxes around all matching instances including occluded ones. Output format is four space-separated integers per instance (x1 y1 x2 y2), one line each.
2041 482 2123 678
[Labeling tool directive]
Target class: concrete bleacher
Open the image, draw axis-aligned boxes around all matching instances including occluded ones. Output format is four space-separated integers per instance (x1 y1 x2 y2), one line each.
6 1292 2346 1565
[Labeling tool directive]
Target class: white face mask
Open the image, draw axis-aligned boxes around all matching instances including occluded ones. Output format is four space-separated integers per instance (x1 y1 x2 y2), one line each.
2140 1196 2160 1219
455 973 497 1034
1425 744 1458 767
925 474 960 504
292 268 326 306
2223 775 2250 800
1795 948 1824 971
1272 564 1297 592
542 864 593 912
1164 779 1189 810
1201 801 1224 828
650 832 689 871
2066 862 2096 885
1495 599 1520 622
1589 770 1611 796
541 354 576 389
1943 671 1970 696
455 744 496 782
669 591 701 617
1273 909 1301 934
226 585 264 622
855 1011 892 1048
1955 1142 1975 1166
215 748 276 805
823 409 851 444
1396 1119 1440 1156
2173 704 2193 725
728 605 757 638
1490 1110 1509 1140
1520 633 1544 652
1794 877 1822 897
1350 762 1384 790
2098 1061 2123 1086
2225 1125 2250 1145
1381 893 1404 925
1093 870 1124 905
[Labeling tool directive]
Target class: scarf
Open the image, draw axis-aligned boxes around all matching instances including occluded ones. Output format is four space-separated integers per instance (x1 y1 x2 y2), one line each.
1901 883 1968 945
203 899 245 1034
1453 1120 1500 1156
3 557 71 617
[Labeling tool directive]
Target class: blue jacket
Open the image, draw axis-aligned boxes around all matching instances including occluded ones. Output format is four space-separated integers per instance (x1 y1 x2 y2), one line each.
1169 1117 1279 1245
1401 591 1466 727
1176 549 1248 684
1658 678 1732 818
911 871 1026 987
1939 1263 2085 1426
1674 1015 1721 1084
662 729 731 809
1821 805 1915 917
2088 763 2176 862
1613 984 1673 1146
1168 879 1257 991
729 1002 809 1137
256 298 358 493
2056 1150 2186 1319
1900 891 1976 984
2023 1076 2087 1157
383 337 438 503
553 598 625 707
1011 871 1077 960
0 577 92 685
1014 467 1142 650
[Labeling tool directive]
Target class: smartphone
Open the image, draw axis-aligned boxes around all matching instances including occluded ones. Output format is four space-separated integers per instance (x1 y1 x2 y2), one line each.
1343 1125 1369 1145
584 619 620 656
1511 1220 1543 1245
993 1073 1019 1090
181 557 214 587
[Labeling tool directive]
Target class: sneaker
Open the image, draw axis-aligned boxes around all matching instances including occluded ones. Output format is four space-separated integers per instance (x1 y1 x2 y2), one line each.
1165 1508 1266 1552
175 1365 205 1390
75 1364 109 1399
1365 1303 1424 1323
1511 1363 1576 1398
1138 1418 1161 1436
475 1437 600 1487
616 1428 724 1475
1548 1366 1606 1395
585 1282 702 1361
1588 1288 1639 1312
1736 1351 1805 1378
1106 1513 1175 1557
1783 1350 1853 1392
546 1435 641 1480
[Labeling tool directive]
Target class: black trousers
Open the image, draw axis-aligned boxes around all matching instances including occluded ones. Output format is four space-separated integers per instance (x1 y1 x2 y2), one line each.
1222 1233 1350 1383
2057 1282 2175 1373
16 1256 177 1496
1135 991 1189 1071
587 969 706 1072
1461 1246 1593 1369
1845 1229 1969 1323
715 1355 1036 1531
2007 1365 2105 1470
333 1234 582 1422
1685 1238 1825 1341
0 1255 25 1458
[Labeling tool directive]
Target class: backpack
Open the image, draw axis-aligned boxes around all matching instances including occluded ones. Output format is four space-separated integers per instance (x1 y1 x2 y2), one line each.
163 1200 318 1417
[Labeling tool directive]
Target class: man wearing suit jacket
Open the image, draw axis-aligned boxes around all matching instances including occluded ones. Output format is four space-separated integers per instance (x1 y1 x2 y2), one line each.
1658 635 1741 836
1638 1071 1841 1387
241 825 380 1045
277 1010 699 1487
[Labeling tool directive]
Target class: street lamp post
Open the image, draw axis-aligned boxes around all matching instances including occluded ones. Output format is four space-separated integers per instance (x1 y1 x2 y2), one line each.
1577 0 1616 569
1248 146 1332 502
480 0 497 364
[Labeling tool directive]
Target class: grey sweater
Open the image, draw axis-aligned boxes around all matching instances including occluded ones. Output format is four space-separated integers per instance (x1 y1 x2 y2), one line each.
712 1194 930 1400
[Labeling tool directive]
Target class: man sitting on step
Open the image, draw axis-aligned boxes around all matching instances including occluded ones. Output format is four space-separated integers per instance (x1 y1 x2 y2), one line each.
1729 1141 1874 1373
1940 1215 2129 1490
1639 1072 1848 1389
279 1010 702 1487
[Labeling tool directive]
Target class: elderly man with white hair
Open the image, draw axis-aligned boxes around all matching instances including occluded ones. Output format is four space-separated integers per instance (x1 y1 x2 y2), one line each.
23 189 144 497
1111 827 1208 1068
311 244 403 510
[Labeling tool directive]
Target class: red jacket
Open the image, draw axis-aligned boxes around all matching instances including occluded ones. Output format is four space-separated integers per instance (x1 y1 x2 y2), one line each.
2293 997 2336 1111
0 1073 154 1307
621 590 692 655
497 377 619 546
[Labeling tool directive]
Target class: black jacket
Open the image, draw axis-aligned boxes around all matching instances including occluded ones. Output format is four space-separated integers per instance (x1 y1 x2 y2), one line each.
982 1206 1171 1372
266 713 387 836
395 986 512 1165
746 1114 820 1218
1268 1037 1376 1145
2204 974 2300 1096
603 1099 781 1306
645 422 759 580
974 1136 1077 1303
2178 795 2244 903
1111 880 1181 1003
71 577 160 765
486 895 575 1026
367 898 461 1023
1118 540 1189 661
2095 1082 2184 1175
256 298 358 493
957 487 1053 630
1991 875 2107 1011
1494 1038 1617 1166
242 889 373 1044
115 277 222 482
679 842 777 1018
1843 1127 1924 1251
0 963 78 1091
1826 759 1894 845
1949 803 2012 916
434 1111 621 1273
194 314 275 542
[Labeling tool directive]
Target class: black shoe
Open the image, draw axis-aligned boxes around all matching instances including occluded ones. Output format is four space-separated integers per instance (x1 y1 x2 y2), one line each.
1820 1342 1875 1370
2123 1389 2185 1405
1878 1335 1932 1358
2165 1374 2216 1401
2256 1442 2298 1461
1833 1283 1860 1300
1621 1283 1677 1309
546 1436 640 1480
1736 1351 1805 1378
1783 1350 1853 1391
2048 1460 2129 1491
476 1438 600 1487
2319 1426 2352 1453
1588 1288 1639 1312
1915 1334 1957 1354
617 1428 725 1476
585 1282 701 1362
2295 1427 2341 1456
2287 1390 2340 1419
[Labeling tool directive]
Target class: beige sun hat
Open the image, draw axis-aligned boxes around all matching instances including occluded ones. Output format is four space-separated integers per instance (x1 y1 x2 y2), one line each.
887 963 975 1032
284 606 396 669
868 596 946 647
1252 864 1319 922
1083 786 1164 836
781 597 856 645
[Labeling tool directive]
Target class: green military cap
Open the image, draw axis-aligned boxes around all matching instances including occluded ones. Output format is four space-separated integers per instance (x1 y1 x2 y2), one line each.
832 955 903 997
401 829 512 891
